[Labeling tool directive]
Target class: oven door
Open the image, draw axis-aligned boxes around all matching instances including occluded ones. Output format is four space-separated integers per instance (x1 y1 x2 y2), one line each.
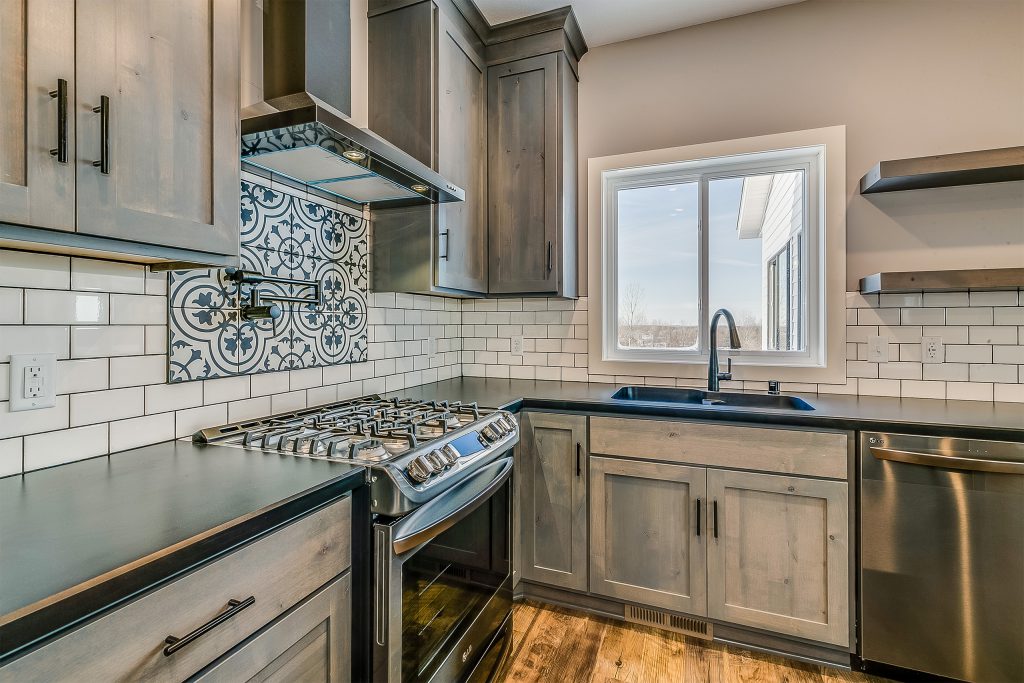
374 455 513 683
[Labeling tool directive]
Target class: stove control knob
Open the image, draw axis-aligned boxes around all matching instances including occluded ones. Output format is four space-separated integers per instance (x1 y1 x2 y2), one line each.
406 457 432 483
480 426 496 443
425 451 446 472
441 444 460 463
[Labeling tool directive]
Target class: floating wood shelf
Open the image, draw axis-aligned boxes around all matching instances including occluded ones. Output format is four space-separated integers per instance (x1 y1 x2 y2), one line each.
860 146 1024 194
859 268 1024 294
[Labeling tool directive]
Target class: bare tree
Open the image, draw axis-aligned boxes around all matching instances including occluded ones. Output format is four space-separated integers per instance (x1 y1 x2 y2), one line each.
619 282 647 347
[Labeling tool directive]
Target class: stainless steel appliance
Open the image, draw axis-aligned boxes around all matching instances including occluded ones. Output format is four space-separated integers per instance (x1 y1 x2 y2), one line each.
195 395 518 682
860 432 1024 682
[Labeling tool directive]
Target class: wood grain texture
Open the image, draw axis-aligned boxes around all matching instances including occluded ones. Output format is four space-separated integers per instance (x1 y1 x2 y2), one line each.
590 417 849 480
589 457 707 615
3 497 351 683
498 601 883 683
520 412 588 591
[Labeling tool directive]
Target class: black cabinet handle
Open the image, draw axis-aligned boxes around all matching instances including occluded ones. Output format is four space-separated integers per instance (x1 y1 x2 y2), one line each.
713 500 719 539
695 497 701 537
48 79 68 163
91 95 110 175
546 241 553 273
439 230 449 260
575 442 581 477
163 596 255 656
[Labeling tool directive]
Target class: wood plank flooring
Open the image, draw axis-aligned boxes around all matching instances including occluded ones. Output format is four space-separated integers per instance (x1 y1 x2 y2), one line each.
498 601 888 683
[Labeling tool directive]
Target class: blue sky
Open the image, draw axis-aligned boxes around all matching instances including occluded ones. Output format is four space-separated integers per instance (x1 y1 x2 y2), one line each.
617 177 763 326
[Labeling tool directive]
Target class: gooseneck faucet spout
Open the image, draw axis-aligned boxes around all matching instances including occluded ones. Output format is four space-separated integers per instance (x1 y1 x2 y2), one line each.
708 308 741 392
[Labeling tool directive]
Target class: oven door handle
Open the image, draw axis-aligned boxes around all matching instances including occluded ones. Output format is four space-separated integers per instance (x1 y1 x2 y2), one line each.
391 456 513 555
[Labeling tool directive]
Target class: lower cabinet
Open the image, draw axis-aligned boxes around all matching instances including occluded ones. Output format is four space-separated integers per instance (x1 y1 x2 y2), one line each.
706 469 849 647
195 572 351 682
589 456 707 615
518 412 588 591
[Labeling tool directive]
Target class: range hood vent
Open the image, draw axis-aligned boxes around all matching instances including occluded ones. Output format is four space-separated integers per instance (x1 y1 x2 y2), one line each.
241 0 464 208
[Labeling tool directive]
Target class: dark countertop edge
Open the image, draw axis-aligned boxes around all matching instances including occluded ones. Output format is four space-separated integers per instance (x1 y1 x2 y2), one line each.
509 397 1024 441
0 466 366 665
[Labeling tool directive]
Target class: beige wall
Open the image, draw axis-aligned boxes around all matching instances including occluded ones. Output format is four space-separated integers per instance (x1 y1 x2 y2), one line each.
577 0 1024 292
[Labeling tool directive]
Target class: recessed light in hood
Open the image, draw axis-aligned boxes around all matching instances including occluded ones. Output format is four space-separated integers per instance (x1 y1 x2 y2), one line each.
240 0 464 208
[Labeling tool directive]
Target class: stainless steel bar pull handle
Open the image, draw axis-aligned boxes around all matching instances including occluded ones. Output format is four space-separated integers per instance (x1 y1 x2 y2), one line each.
576 442 581 477
546 241 553 272
695 498 701 537
92 95 110 174
712 500 719 539
439 230 449 260
870 446 1024 475
163 596 255 656
48 79 68 163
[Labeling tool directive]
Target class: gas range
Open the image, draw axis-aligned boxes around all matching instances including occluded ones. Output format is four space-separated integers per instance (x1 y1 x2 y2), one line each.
192 395 518 516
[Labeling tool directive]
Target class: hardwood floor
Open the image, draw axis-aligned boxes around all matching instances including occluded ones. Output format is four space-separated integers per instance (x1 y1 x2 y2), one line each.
498 601 887 683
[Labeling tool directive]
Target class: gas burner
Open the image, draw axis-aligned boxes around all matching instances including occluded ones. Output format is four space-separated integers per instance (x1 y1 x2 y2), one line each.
350 438 389 461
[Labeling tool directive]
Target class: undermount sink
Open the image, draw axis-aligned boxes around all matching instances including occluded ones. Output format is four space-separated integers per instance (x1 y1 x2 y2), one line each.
610 386 815 411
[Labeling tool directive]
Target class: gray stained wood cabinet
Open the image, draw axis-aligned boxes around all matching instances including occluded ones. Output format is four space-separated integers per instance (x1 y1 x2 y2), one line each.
369 0 488 295
195 573 352 683
0 0 240 261
589 456 708 615
706 469 849 647
487 52 577 297
518 412 588 591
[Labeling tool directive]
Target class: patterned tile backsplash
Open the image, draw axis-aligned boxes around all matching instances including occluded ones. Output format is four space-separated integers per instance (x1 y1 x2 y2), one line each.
168 181 368 382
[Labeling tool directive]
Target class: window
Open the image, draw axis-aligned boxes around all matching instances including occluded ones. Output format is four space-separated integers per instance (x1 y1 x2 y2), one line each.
602 145 825 368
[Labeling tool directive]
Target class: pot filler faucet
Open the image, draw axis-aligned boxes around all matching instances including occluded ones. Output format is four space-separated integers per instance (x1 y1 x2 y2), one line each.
708 308 741 392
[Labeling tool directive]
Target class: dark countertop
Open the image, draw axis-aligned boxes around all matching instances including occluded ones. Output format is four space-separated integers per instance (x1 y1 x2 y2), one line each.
392 378 1024 440
0 439 365 662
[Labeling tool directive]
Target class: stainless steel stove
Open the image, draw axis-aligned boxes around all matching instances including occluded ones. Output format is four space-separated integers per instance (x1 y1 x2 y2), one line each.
193 395 518 516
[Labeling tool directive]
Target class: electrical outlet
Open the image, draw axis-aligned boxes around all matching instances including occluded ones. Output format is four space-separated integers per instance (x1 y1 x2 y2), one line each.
10 353 56 411
921 336 944 364
867 335 889 362
510 335 524 355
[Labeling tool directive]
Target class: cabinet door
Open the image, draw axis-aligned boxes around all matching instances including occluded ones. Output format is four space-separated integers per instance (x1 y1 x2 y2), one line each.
519 412 587 590
706 469 849 646
590 456 707 614
195 573 351 683
488 54 559 294
436 11 487 293
75 0 239 256
0 0 75 230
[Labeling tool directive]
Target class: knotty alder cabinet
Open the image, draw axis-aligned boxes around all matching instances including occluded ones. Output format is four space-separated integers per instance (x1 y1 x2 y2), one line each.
0 0 240 265
521 412 852 651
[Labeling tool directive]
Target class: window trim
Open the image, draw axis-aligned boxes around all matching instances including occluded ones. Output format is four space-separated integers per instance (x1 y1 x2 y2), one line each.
601 148 824 367
586 125 847 385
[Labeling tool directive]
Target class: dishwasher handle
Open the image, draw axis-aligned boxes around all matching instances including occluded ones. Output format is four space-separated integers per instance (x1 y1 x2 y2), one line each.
870 446 1024 475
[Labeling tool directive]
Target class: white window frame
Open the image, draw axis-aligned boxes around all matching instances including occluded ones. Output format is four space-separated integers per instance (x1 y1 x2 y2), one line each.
587 126 847 385
602 147 824 368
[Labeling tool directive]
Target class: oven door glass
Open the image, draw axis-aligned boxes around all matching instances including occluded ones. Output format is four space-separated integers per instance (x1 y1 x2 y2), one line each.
401 479 510 682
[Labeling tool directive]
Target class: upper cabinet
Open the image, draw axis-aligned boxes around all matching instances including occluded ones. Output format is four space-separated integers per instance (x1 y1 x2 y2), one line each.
369 0 489 295
370 1 586 298
0 0 240 267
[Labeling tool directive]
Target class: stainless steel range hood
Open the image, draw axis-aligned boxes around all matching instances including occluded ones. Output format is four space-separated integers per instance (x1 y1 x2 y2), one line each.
240 0 464 207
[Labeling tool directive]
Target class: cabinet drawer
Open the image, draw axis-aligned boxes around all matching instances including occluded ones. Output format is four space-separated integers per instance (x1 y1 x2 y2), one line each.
590 417 848 480
3 496 351 682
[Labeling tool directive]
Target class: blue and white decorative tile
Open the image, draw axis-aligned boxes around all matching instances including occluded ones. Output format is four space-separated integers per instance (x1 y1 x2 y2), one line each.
168 308 239 381
168 268 239 309
240 181 292 254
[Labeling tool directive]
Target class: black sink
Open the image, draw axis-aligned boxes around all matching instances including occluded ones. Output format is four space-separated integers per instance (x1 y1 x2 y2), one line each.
610 385 815 411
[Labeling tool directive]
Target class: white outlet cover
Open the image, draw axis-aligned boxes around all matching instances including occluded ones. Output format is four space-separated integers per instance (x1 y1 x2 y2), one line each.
510 336 524 355
921 336 944 364
9 353 57 412
867 335 889 363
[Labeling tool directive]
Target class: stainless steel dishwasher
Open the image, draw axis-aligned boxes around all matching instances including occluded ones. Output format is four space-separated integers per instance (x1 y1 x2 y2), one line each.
859 432 1024 682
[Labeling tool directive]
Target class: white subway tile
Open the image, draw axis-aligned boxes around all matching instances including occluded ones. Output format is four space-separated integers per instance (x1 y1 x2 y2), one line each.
110 355 166 388
109 294 165 325
879 361 922 380
250 370 290 396
921 325 968 344
71 326 144 358
56 358 108 394
846 360 878 378
993 307 1024 325
271 390 306 413
922 363 969 381
945 307 993 325
484 365 509 379
946 382 993 402
846 293 878 308
922 292 969 307
145 269 168 296
0 251 70 290
858 378 900 397
0 396 69 438
71 387 144 426
202 375 250 404
290 367 323 391
70 258 144 293
969 290 1017 306
880 293 922 308
969 364 1018 383
969 326 1017 345
535 366 561 381
228 395 272 422
0 288 23 323
175 403 227 438
899 307 944 325
146 381 203 414
858 307 900 326
24 424 107 471
307 384 338 405
0 325 70 361
994 384 1024 403
509 366 536 380
0 437 22 477
945 344 992 363
900 380 945 400
0 365 7 401
337 381 364 400
24 290 108 324
993 345 1024 364
110 413 175 452
145 325 168 354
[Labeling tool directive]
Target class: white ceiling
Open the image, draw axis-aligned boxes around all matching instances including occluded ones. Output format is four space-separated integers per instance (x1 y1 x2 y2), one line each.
475 0 805 47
